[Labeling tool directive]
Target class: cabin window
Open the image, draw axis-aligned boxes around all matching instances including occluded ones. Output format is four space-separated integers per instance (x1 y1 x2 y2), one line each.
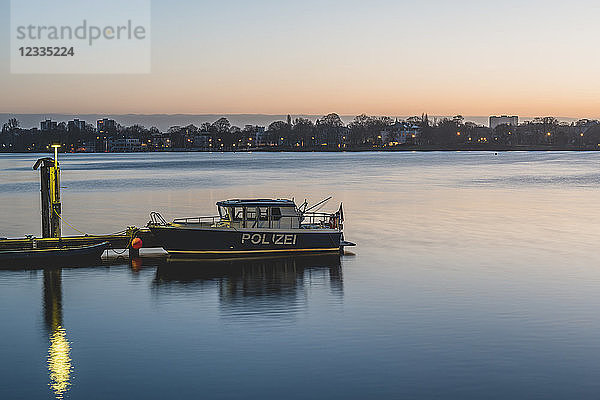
219 206 232 221
245 207 257 221
233 207 244 221
258 207 269 221
218 203 298 228
243 207 257 228
271 207 282 221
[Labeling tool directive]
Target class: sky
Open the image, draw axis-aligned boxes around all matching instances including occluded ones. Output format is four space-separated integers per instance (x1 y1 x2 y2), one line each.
1 0 600 118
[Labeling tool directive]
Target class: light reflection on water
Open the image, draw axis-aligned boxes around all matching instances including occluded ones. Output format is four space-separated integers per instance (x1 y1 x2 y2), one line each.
44 269 73 400
2 152 600 398
47 327 72 399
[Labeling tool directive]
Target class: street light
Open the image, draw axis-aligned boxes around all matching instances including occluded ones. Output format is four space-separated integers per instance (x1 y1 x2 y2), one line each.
51 144 61 164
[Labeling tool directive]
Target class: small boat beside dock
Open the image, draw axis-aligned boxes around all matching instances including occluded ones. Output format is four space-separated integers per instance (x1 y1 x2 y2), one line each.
0 241 110 267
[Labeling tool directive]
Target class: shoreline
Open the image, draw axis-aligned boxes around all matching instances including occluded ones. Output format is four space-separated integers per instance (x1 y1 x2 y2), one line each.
1 144 599 154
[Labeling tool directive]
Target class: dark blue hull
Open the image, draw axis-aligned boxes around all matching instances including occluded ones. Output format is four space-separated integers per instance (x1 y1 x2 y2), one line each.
0 242 110 268
149 226 342 257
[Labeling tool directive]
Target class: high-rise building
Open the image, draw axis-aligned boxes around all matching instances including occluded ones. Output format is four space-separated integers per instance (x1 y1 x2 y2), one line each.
67 119 86 131
40 119 58 131
490 116 518 129
97 118 117 134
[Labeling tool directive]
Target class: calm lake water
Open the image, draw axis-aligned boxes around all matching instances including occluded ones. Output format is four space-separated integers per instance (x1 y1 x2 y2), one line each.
3 151 600 399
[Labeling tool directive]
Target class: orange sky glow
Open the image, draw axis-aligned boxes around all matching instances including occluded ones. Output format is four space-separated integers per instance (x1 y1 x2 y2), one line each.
2 0 599 119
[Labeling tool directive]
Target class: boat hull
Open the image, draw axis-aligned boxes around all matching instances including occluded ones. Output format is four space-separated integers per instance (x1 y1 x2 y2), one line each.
149 226 343 257
0 242 110 268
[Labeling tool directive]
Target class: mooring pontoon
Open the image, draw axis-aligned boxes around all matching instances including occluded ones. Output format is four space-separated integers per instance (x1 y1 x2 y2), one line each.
148 198 355 257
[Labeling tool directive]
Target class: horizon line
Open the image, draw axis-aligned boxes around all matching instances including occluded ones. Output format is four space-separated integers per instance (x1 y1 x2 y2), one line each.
0 112 590 120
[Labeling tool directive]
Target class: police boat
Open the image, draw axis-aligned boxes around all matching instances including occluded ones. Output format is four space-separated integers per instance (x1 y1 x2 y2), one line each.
147 198 355 258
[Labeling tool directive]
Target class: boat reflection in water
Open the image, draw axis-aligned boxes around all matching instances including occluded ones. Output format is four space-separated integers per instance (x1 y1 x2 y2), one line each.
153 254 344 320
43 269 73 400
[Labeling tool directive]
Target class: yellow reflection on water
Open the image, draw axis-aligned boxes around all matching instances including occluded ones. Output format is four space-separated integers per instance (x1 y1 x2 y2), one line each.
48 326 72 399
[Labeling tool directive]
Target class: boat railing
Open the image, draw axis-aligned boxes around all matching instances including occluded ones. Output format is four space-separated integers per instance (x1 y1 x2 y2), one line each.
172 216 221 225
301 211 335 226
149 211 168 226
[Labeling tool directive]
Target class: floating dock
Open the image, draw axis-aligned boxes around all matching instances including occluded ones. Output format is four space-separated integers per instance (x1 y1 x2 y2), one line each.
1 149 163 262
0 228 161 252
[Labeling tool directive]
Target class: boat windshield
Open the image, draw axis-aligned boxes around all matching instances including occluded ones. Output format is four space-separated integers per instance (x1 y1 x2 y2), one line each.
218 205 299 229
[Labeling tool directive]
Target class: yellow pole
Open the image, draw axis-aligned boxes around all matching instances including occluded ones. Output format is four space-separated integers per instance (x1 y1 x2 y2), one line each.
50 145 62 238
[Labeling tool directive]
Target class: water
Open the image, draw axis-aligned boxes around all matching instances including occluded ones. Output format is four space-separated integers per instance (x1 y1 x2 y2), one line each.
2 151 600 399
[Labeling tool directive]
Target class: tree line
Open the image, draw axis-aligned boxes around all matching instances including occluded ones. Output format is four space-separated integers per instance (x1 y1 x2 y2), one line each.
2 114 600 152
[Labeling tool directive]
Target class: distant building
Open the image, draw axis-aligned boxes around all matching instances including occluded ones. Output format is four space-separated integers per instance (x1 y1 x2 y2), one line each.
76 141 95 153
490 116 518 129
150 134 171 151
97 118 117 134
109 138 141 152
40 119 58 131
249 126 267 146
381 121 420 145
67 119 86 131
193 133 213 150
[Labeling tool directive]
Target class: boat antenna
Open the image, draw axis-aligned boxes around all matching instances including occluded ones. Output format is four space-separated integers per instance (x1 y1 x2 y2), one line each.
305 196 332 213
300 199 308 213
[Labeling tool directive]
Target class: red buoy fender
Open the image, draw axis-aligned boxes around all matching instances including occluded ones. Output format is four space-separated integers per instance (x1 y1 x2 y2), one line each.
131 238 143 250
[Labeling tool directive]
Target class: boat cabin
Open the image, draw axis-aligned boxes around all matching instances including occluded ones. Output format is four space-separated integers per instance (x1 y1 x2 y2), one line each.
217 199 302 229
